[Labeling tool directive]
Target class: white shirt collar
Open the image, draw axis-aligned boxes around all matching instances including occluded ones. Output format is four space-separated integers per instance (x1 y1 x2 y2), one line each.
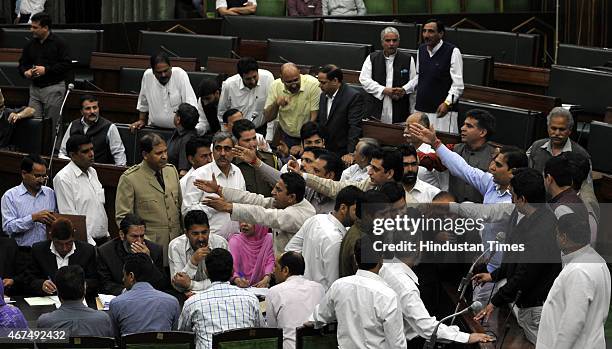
211 160 236 178
385 257 419 285
355 269 384 283
238 71 261 91
428 40 444 55
50 241 76 260
410 178 427 194
67 161 92 178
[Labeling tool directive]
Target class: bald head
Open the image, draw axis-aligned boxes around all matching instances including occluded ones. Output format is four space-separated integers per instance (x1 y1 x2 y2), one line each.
280 63 301 94
404 112 430 146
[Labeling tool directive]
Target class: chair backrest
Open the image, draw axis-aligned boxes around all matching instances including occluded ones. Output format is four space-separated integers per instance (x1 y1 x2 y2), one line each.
0 28 102 67
221 16 318 41
588 121 612 174
322 19 419 51
0 61 30 87
558 44 612 70
116 123 137 166
121 331 195 349
547 65 612 115
295 323 338 349
187 71 220 95
397 48 492 86
138 31 238 68
133 126 175 164
212 327 282 349
363 0 393 14
456 100 546 149
119 67 146 94
267 39 372 71
444 27 539 66
37 336 116 348
9 117 52 155
255 0 286 16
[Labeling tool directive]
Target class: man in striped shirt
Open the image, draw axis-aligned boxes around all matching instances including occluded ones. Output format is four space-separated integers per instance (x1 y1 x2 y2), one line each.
178 248 264 349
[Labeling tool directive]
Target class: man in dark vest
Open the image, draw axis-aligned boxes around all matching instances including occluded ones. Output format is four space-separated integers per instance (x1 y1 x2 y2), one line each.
405 19 464 133
359 27 415 124
59 94 126 166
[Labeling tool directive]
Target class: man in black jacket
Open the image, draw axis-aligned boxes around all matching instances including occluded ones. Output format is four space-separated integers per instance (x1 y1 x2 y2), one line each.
473 168 561 344
26 218 98 297
97 214 166 295
316 65 363 159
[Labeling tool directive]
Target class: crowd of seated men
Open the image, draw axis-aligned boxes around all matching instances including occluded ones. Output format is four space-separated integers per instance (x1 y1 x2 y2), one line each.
0 12 609 349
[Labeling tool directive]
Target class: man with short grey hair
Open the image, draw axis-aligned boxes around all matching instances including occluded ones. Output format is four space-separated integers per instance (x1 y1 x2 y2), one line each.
526 106 598 229
360 27 416 124
183 131 245 238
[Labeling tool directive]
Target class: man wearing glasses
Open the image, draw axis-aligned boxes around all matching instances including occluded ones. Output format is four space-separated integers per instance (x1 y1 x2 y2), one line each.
1 154 56 294
264 63 320 148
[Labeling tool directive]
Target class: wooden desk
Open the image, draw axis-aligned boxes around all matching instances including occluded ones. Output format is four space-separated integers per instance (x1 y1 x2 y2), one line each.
206 57 361 83
442 283 534 349
90 52 200 92
493 63 550 94
0 86 29 107
362 120 460 146
0 150 126 235
0 48 22 62
463 84 560 115
65 89 139 124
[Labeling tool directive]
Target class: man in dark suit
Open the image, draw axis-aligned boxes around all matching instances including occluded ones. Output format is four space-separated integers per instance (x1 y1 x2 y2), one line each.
97 214 166 295
316 64 363 160
26 218 98 297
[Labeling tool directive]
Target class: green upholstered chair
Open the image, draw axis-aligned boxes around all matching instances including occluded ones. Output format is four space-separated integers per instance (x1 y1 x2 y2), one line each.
295 323 338 349
397 0 428 14
256 0 286 17
37 337 116 348
212 328 282 349
465 0 495 12
431 0 460 13
121 331 195 349
363 0 393 15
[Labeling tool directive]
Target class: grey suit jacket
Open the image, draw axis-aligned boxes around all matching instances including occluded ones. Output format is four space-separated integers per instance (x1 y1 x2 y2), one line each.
37 300 114 337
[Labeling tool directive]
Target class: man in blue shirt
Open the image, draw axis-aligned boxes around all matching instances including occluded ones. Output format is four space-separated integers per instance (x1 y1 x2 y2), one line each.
1 154 56 295
108 253 180 336
409 122 528 301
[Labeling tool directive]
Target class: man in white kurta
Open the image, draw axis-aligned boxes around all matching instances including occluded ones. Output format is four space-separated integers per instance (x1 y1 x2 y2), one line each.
53 136 109 245
536 215 611 349
310 266 407 349
136 63 197 129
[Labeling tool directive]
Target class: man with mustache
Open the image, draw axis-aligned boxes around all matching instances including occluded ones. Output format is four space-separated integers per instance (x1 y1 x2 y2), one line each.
360 27 415 125
97 214 166 295
131 52 197 131
115 133 183 265
54 135 110 246
182 131 245 240
169 210 228 295
398 144 440 204
59 94 126 166
404 19 464 133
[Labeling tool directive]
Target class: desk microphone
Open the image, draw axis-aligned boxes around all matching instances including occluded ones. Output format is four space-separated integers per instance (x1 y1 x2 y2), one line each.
47 83 74 185
498 290 522 349
159 45 180 58
423 301 483 349
451 232 505 326
278 56 291 64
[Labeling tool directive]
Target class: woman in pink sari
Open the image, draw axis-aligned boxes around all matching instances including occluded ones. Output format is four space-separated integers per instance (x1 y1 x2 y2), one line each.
229 222 275 288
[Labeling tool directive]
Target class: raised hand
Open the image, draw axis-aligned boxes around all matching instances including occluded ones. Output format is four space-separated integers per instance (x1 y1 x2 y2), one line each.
194 174 220 194
287 159 303 176
232 145 258 165
409 123 438 146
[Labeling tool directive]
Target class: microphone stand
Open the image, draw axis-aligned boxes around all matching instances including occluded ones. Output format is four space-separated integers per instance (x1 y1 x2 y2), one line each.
423 302 481 349
47 84 73 186
450 247 490 326
497 291 522 349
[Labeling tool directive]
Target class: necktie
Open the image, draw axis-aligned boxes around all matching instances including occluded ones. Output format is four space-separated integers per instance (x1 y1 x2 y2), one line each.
155 171 165 190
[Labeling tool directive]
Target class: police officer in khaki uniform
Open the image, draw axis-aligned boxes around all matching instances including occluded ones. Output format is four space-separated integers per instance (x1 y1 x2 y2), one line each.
115 133 183 265
231 119 280 197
